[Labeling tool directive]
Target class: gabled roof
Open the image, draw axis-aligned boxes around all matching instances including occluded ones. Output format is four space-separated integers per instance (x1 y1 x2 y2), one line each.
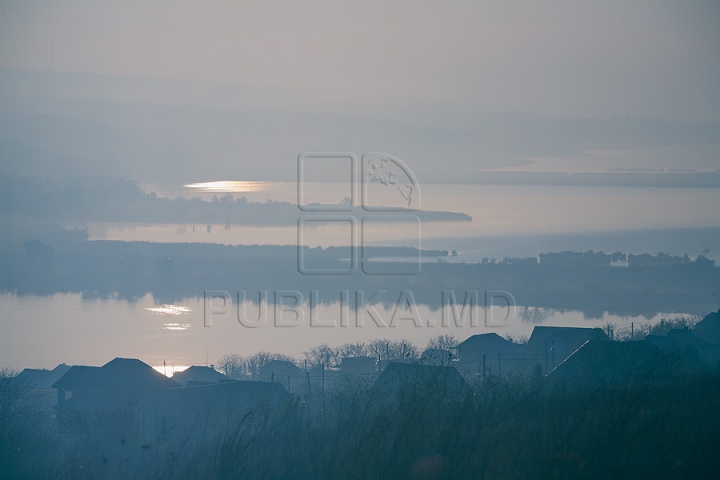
666 329 709 346
14 364 71 390
643 335 678 350
259 360 304 377
52 366 101 390
546 340 665 387
457 333 524 357
171 366 230 386
527 326 608 351
693 308 720 344
52 358 179 392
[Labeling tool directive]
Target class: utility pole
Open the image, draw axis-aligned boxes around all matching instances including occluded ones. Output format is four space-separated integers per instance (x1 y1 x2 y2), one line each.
306 371 311 398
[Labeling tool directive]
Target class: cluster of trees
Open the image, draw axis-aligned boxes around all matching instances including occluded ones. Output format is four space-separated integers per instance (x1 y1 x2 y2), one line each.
539 250 623 266
482 251 717 268
217 335 460 379
604 315 700 342
628 252 715 267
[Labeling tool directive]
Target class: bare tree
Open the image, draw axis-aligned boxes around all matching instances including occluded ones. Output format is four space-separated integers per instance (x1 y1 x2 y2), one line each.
304 344 340 369
0 367 36 438
427 335 459 351
217 352 295 380
337 342 368 359
367 339 419 361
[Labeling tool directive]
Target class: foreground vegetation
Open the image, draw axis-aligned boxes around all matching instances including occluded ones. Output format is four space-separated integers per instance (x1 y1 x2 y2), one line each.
2 363 720 479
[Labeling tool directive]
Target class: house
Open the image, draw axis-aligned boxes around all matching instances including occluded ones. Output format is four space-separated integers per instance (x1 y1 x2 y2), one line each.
455 333 525 375
546 340 668 388
693 308 720 344
646 327 720 367
526 326 609 373
15 363 71 390
52 358 180 410
340 356 376 375
371 362 472 401
171 366 231 386
51 359 289 439
138 380 290 438
13 363 71 408
258 360 306 393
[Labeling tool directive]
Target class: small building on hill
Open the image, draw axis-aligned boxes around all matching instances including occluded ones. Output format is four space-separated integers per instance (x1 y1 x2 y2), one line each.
526 326 609 373
455 333 526 376
259 360 306 393
693 308 720 344
14 364 72 408
546 340 668 388
171 366 230 386
52 358 180 410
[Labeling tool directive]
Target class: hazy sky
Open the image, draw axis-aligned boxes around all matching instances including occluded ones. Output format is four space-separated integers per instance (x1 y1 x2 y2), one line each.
1 0 719 121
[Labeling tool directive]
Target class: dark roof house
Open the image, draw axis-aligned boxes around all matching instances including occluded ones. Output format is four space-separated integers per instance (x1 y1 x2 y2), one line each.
15 363 71 390
693 308 720 344
546 340 668 388
259 360 306 393
171 366 230 386
527 326 609 372
52 358 180 409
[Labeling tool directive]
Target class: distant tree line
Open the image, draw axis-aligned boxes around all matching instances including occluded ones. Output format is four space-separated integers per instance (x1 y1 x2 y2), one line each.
217 335 460 379
479 250 716 267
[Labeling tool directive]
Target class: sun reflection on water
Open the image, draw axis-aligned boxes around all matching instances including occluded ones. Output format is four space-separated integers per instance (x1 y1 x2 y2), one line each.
184 181 280 193
162 323 192 331
145 305 192 315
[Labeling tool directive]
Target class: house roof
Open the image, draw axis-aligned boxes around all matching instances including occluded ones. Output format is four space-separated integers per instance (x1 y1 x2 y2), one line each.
665 329 709 346
52 358 179 392
14 364 71 390
457 333 524 357
546 340 665 387
259 360 304 377
693 308 720 344
643 335 678 349
171 366 230 386
528 327 608 349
